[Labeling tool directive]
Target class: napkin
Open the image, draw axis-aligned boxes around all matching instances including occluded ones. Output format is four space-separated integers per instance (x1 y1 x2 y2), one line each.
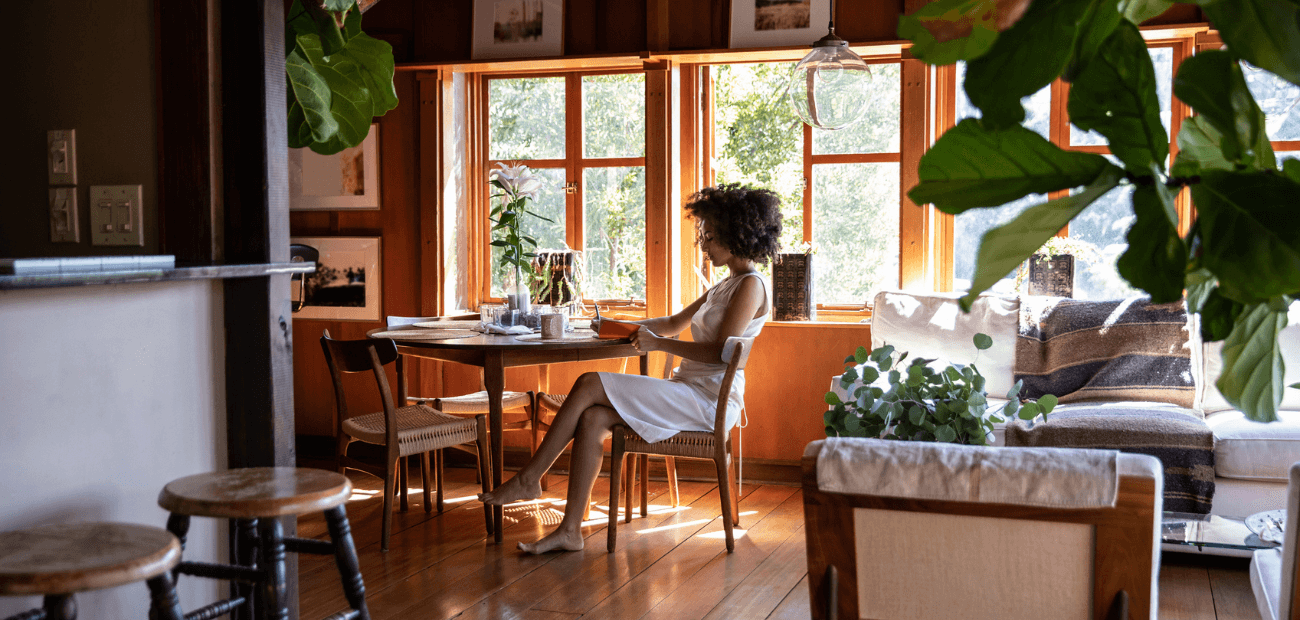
480 323 533 335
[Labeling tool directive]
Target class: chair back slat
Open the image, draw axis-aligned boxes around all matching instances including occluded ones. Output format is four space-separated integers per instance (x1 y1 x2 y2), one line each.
322 335 399 372
711 336 755 445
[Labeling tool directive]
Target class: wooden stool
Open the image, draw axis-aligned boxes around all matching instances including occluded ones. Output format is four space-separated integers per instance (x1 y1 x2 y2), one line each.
0 522 184 620
158 467 368 620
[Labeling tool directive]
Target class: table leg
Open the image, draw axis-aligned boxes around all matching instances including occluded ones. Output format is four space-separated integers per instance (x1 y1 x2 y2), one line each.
484 351 506 544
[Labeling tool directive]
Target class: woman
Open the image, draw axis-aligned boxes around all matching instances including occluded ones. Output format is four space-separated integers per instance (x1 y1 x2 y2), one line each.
481 183 782 553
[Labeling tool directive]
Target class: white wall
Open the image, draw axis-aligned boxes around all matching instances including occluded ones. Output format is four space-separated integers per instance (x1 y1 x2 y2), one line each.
0 280 225 617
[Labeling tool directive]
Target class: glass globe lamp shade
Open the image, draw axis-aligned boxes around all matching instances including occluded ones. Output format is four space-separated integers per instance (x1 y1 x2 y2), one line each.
787 42 872 131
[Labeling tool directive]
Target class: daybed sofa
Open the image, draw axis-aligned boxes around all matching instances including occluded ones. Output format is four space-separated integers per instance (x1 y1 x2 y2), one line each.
831 290 1300 529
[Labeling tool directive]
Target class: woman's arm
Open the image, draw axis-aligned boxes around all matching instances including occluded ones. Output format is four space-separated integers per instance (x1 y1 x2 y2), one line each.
630 276 765 364
593 291 709 338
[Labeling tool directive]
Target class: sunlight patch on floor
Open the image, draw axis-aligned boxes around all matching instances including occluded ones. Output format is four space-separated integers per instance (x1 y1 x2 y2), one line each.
699 528 748 539
636 517 716 534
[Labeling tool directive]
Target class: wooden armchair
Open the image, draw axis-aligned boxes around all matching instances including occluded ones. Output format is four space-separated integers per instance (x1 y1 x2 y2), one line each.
321 330 493 551
606 336 754 552
802 438 1163 620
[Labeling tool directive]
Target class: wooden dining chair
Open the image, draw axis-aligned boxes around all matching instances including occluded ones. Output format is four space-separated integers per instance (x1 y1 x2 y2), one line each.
321 330 493 551
606 336 754 552
388 315 544 490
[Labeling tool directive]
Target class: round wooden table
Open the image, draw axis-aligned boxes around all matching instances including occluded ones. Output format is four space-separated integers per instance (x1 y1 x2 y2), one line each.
366 325 648 542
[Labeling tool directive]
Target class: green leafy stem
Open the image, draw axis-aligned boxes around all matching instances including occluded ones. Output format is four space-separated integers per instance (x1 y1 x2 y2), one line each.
897 0 1300 422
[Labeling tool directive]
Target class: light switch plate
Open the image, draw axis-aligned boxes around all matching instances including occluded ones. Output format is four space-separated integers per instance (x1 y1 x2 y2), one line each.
48 129 77 185
49 187 80 243
89 185 144 246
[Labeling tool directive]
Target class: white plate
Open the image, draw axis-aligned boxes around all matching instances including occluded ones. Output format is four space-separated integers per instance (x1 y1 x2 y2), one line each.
1246 509 1287 544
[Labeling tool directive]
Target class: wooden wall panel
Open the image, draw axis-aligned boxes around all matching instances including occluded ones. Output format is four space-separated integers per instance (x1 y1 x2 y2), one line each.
413 0 472 61
837 0 906 43
291 71 423 437
668 0 726 50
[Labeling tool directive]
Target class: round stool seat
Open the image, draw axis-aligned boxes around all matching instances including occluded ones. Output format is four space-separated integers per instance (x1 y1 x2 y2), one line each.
158 467 352 519
0 523 180 596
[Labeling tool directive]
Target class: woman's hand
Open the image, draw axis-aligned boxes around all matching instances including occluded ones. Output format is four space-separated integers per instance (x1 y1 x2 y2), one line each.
629 326 662 353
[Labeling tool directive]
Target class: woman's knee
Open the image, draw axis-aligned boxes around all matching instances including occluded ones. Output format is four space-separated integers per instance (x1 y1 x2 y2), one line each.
577 405 619 434
574 372 604 394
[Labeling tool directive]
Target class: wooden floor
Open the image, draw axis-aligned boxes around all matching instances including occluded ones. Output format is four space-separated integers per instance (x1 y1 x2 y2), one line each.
299 467 1260 619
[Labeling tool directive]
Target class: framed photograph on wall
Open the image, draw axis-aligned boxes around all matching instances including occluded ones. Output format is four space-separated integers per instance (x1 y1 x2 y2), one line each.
471 0 564 60
730 0 830 49
290 236 382 321
289 124 380 210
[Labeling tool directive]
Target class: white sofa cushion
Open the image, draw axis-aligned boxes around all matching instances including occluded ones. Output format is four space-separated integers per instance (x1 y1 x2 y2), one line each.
1208 410 1300 481
871 291 1019 398
1252 547 1282 620
1202 301 1300 414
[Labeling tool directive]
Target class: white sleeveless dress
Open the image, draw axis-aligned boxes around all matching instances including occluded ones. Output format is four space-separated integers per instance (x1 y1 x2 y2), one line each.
598 272 768 443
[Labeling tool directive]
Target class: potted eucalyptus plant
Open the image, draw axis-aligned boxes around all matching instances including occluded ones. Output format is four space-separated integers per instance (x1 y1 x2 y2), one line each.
824 333 1056 445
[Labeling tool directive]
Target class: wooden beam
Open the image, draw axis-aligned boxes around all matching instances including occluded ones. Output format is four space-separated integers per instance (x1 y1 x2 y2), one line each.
645 59 676 318
899 57 929 290
156 0 219 264
647 0 671 52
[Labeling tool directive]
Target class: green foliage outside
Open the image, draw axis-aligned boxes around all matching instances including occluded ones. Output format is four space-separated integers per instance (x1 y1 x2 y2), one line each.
286 0 397 155
824 334 1056 444
898 0 1300 422
486 74 647 300
712 63 902 304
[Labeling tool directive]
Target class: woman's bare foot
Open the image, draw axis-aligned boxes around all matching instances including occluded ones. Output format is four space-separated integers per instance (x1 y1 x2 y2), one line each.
478 474 541 506
517 527 585 554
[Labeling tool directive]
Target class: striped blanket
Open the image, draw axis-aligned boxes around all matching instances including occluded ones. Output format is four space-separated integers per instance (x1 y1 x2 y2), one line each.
1015 297 1195 408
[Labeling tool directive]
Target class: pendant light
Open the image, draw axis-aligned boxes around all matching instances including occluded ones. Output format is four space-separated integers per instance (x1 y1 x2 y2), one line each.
787 0 871 131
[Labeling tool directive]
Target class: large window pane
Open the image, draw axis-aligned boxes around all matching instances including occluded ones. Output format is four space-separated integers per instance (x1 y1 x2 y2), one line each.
583 74 646 158
813 63 901 155
812 163 899 304
954 194 1046 293
1243 62 1300 141
490 167 567 296
1070 188 1142 300
957 62 1051 138
488 77 565 160
1072 47 1173 146
583 167 646 300
712 62 805 250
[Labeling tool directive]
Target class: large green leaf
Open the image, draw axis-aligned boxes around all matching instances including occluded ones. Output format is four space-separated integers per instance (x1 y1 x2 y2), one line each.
1067 21 1168 172
297 34 374 155
908 119 1111 211
1285 158 1300 183
1065 0 1122 80
896 0 1002 65
960 165 1125 310
1197 0 1300 87
1216 301 1289 422
964 0 1094 128
1174 51 1274 168
342 33 399 116
1200 288 1243 341
285 46 338 145
1170 116 1235 177
1185 268 1216 313
1192 170 1300 303
1117 183 1186 303
1119 0 1174 25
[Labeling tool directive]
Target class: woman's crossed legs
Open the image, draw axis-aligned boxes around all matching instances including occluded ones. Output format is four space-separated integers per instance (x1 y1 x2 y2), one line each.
479 372 624 553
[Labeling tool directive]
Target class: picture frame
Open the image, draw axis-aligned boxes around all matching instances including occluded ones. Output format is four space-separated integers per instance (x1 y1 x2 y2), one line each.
471 0 564 60
729 0 830 49
290 236 382 321
289 124 380 211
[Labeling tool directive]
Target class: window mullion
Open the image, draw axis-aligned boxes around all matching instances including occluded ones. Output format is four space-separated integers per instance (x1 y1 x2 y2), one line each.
802 122 813 244
567 73 583 252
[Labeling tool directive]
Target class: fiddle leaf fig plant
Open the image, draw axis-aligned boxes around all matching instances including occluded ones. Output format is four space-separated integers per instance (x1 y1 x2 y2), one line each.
286 0 397 155
823 334 1057 445
898 0 1300 422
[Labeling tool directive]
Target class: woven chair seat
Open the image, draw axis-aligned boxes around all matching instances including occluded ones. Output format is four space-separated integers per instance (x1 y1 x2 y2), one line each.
343 405 479 457
623 429 721 460
431 390 532 413
539 392 566 412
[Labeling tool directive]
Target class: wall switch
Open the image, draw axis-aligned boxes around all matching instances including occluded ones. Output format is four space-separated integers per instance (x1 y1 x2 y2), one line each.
89 185 143 246
49 187 80 243
48 129 77 185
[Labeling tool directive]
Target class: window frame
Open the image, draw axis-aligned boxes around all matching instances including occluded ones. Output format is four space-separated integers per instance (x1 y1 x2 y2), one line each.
473 68 651 311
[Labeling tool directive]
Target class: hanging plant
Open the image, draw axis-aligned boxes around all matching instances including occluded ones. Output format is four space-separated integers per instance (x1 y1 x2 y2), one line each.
285 0 398 155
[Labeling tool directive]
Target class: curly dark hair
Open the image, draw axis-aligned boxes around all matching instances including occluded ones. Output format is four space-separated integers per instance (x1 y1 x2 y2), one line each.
685 183 783 266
